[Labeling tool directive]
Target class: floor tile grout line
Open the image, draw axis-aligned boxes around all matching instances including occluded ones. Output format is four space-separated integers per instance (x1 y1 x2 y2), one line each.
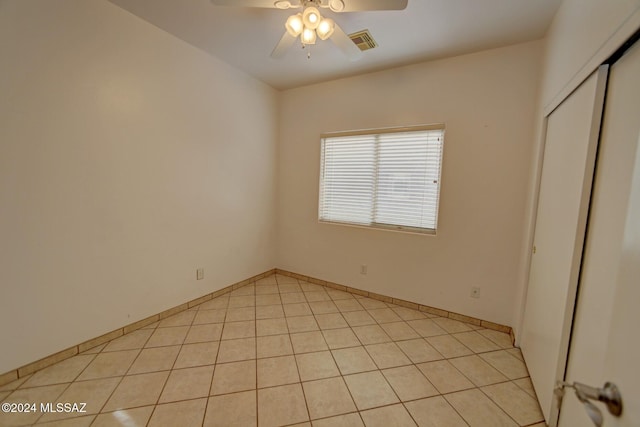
477 328 516 348
149 302 203 425
274 274 310 424
476 383 531 426
23 369 535 412
316 304 367 422
253 279 259 426
25 377 73 425
89 322 156 426
356 331 436 426
478 352 531 380
439 392 474 427
198 287 231 426
497 382 545 424
435 356 515 426
512 378 539 399
199 292 228 427
39 371 533 419
100 303 191 423
21 349 99 392
280 277 313 424
295 410 364 426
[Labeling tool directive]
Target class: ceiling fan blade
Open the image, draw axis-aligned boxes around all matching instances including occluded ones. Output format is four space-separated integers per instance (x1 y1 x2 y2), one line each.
271 31 297 58
211 0 285 7
330 23 363 61
338 0 407 12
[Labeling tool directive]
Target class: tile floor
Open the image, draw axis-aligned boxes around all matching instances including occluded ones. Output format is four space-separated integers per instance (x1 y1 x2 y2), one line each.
0 274 546 427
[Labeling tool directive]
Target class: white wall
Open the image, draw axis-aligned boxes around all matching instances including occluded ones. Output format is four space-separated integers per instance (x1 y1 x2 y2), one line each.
0 0 278 374
277 41 543 327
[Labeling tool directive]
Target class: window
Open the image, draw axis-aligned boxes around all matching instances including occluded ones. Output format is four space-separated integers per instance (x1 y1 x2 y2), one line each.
318 125 444 234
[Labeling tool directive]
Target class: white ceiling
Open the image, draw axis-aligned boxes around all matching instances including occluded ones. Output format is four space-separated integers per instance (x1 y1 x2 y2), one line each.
108 0 561 90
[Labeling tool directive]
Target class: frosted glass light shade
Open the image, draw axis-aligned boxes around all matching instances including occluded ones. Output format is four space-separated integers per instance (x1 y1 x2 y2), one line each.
302 6 321 30
316 18 335 40
301 27 317 44
285 13 303 36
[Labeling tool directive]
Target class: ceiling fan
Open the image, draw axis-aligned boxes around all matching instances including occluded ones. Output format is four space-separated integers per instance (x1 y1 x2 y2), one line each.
211 0 408 60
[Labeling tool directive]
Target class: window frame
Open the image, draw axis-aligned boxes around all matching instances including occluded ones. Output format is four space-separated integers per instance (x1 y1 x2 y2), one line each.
318 124 445 236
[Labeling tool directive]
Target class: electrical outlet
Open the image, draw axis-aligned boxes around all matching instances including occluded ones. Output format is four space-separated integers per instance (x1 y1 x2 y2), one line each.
196 268 204 280
471 286 481 298
360 264 368 275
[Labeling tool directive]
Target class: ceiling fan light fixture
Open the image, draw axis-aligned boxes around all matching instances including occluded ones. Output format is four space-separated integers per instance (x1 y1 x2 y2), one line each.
302 5 321 30
328 0 344 12
316 17 335 40
301 27 317 44
274 0 292 9
285 13 303 36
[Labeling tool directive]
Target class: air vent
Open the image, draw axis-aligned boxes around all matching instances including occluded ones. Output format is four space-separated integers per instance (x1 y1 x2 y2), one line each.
348 30 377 51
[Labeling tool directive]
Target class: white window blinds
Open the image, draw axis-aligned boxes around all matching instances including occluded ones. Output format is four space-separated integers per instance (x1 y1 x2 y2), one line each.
319 126 444 233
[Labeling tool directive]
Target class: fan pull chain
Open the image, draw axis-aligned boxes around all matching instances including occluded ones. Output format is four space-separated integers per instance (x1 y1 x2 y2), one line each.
301 43 312 60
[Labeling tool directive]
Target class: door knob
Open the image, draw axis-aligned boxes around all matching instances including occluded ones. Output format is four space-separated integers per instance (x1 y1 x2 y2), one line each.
555 381 623 426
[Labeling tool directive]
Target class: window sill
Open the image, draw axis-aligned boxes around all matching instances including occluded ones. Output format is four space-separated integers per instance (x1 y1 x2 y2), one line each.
318 219 437 236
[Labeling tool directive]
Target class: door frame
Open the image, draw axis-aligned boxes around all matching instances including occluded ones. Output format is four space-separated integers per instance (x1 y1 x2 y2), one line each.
549 66 608 427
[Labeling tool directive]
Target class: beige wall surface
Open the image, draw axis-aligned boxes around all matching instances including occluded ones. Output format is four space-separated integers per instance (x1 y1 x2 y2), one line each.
276 41 543 327
0 0 278 373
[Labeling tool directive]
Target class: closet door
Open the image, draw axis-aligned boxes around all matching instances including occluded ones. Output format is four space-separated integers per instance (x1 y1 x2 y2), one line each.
558 39 640 427
520 67 607 424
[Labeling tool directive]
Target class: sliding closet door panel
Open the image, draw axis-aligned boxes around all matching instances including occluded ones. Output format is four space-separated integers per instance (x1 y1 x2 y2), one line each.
520 68 607 423
559 39 640 427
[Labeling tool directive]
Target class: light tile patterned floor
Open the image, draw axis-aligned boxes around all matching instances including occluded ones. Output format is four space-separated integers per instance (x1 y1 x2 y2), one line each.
0 274 547 427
